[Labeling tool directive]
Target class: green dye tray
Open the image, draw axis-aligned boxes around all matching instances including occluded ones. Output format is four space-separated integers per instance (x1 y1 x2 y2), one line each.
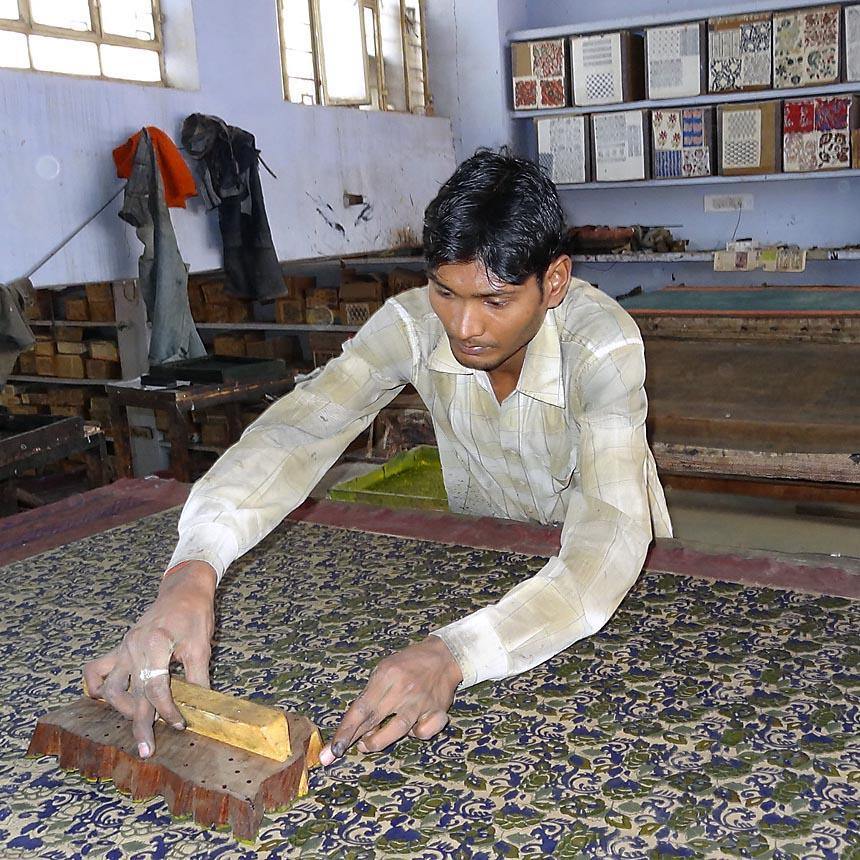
328 445 448 510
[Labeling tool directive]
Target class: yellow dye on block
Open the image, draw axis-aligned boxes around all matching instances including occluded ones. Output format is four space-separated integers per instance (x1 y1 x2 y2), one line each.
83 676 291 761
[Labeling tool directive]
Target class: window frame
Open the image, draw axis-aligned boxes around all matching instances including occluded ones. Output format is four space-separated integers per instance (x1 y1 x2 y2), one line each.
0 0 166 84
277 0 322 105
400 0 429 114
312 0 371 107
277 0 430 113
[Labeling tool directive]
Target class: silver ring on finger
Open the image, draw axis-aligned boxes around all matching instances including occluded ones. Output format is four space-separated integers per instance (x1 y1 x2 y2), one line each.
139 668 169 684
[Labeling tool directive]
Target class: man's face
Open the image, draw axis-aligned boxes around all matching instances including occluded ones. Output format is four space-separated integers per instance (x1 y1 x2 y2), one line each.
428 260 560 373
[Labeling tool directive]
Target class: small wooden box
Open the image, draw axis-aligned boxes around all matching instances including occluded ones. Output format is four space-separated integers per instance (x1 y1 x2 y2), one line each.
511 38 568 110
645 21 707 99
246 335 301 361
275 298 305 324
708 13 772 92
212 335 247 357
57 341 88 355
201 280 229 304
718 100 782 175
592 109 652 181
35 355 55 375
306 287 340 309
54 354 85 378
64 298 89 321
340 301 382 327
85 283 113 305
570 31 645 106
85 359 121 380
17 351 37 375
89 301 115 322
56 326 84 342
34 336 56 357
537 114 592 184
87 340 120 362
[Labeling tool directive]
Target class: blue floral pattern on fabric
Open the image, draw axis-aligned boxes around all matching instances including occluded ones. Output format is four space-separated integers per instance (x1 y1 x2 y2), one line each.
2 511 858 858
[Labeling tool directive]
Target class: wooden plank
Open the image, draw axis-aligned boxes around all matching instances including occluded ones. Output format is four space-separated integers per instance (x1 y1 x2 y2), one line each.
653 442 860 483
27 696 321 841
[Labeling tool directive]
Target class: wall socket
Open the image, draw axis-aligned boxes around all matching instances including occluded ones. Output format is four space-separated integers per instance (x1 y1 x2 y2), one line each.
704 193 754 212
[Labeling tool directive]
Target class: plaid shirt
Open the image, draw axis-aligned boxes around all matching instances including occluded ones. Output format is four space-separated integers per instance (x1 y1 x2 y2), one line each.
168 278 673 688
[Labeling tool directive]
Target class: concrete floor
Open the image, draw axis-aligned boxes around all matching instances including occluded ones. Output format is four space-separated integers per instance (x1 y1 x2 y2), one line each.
313 461 860 562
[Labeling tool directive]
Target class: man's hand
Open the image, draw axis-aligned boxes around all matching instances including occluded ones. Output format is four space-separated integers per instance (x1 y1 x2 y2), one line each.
319 635 462 765
82 561 217 760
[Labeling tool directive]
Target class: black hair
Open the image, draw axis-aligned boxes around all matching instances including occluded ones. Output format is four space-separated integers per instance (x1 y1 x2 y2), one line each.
423 147 566 288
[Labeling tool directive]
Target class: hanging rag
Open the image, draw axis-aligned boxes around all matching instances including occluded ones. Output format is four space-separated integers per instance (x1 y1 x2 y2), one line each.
113 126 198 209
0 278 36 387
180 113 286 301
118 128 206 366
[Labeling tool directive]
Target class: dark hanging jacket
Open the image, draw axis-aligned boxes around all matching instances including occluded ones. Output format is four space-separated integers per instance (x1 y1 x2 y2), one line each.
180 114 286 301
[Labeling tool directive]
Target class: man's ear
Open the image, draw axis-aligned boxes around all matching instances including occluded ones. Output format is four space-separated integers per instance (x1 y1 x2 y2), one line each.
543 255 572 309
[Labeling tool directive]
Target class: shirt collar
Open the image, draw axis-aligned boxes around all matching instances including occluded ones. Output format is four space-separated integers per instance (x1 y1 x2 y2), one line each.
428 305 565 408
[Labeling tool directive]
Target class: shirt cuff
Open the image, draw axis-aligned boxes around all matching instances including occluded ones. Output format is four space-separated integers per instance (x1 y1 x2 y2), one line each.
430 606 509 689
166 522 240 585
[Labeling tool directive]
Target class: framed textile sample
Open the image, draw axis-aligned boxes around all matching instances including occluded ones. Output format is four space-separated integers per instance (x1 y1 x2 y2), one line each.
717 100 782 176
708 13 773 92
511 39 568 110
783 96 857 171
847 5 860 81
651 106 715 179
569 31 645 106
645 21 707 99
536 115 591 185
592 110 651 181
774 5 841 88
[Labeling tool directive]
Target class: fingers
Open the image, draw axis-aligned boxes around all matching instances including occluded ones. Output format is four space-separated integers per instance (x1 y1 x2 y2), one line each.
101 661 136 720
320 689 389 765
410 710 449 740
177 641 211 689
83 649 120 699
131 692 157 758
143 673 185 730
358 710 420 753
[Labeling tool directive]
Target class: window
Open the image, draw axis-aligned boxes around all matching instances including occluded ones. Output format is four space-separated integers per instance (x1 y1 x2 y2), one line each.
278 0 430 114
0 0 164 83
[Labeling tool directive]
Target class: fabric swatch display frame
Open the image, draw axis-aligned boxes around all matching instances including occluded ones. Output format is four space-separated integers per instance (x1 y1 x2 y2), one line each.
651 106 715 179
645 21 707 99
511 39 569 110
569 31 645 107
591 109 651 182
773 4 842 89
783 94 858 172
536 115 592 185
708 12 773 93
717 100 782 176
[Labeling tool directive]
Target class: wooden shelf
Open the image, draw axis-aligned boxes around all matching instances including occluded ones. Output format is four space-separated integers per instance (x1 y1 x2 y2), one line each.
508 0 840 41
7 376 117 386
513 81 860 120
195 323 360 333
557 168 860 190
27 319 123 328
572 247 860 263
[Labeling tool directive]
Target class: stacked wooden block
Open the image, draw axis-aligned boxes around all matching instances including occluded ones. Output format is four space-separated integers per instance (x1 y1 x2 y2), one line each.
14 286 122 381
187 277 253 323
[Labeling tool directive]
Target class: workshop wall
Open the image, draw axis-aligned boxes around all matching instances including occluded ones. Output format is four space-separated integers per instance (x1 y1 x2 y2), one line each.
0 0 455 287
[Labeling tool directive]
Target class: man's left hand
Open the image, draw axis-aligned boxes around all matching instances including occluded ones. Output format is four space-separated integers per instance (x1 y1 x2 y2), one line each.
319 635 462 765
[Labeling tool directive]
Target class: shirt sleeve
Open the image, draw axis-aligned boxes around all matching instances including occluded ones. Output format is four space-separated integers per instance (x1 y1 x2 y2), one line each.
166 301 414 582
432 340 654 688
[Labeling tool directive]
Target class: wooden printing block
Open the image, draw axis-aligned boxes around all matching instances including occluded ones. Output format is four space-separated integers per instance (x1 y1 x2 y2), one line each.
27 697 322 841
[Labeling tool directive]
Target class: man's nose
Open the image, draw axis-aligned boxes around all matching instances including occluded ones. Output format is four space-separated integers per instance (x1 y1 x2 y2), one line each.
452 303 484 342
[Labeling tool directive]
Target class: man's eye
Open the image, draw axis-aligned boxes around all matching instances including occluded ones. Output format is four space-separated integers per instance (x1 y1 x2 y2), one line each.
486 300 507 308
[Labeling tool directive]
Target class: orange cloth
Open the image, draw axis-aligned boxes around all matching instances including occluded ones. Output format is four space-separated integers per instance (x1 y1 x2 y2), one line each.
113 126 197 208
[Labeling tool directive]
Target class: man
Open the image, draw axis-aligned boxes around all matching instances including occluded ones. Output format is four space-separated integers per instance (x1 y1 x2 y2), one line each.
84 149 672 766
